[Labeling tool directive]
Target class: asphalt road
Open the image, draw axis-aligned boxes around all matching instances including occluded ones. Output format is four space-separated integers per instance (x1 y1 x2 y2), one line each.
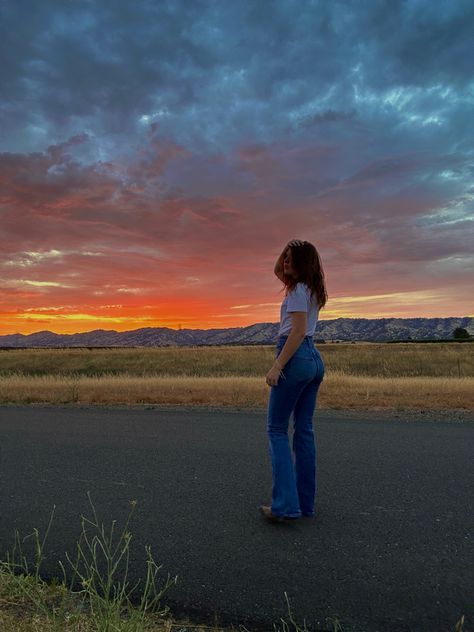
0 404 472 632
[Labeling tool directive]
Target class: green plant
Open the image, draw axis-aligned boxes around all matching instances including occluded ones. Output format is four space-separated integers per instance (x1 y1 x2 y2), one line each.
0 492 178 631
270 592 344 632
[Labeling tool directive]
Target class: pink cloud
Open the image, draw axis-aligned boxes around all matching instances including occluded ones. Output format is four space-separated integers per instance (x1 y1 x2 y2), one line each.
1 134 472 334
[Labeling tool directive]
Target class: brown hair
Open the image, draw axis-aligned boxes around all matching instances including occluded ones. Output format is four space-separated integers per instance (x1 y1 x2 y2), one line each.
281 241 328 310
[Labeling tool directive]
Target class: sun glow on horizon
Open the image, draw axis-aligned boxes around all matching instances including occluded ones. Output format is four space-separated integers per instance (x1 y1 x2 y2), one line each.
0 285 471 336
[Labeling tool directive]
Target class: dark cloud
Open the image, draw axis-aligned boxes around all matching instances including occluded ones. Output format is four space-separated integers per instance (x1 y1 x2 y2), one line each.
296 109 358 129
0 0 473 153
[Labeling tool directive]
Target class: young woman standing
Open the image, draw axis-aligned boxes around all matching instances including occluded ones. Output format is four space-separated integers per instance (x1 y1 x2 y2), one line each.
261 239 328 523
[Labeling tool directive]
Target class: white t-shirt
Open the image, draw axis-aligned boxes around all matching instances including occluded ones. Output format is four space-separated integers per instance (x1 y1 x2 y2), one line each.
278 281 319 337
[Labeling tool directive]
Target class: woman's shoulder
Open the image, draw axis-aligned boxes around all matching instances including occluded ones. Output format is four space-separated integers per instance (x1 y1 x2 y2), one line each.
288 282 306 294
287 281 310 295
296 281 310 292
297 282 318 305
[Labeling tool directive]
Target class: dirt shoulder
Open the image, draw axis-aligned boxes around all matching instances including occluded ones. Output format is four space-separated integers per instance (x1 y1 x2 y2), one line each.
1 402 473 424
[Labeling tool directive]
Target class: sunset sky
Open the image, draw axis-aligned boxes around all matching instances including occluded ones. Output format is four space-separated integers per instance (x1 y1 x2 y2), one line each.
1 0 473 335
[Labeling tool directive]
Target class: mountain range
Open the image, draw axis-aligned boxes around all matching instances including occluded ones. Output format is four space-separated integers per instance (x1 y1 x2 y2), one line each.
0 317 472 347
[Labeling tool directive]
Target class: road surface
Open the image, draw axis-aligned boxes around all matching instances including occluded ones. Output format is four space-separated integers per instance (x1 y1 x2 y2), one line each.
0 404 472 632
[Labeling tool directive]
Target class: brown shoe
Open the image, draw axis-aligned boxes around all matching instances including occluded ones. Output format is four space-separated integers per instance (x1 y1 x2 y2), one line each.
259 505 285 523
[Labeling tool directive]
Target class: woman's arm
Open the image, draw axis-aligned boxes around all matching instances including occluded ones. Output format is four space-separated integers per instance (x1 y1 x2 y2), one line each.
273 313 307 369
274 250 286 279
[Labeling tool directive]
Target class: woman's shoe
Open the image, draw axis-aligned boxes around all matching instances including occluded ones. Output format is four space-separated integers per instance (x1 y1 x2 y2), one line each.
259 505 285 523
259 505 301 522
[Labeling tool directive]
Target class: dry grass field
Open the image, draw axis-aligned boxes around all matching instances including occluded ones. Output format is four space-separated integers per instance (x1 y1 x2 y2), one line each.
0 342 472 410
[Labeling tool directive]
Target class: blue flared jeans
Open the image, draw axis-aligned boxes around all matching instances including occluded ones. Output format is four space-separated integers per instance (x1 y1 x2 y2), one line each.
266 335 325 518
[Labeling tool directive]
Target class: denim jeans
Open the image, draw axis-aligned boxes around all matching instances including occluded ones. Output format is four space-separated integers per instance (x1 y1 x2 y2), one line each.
266 335 325 518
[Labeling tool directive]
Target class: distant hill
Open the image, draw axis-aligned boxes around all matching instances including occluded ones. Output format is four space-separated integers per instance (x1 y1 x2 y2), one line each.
0 317 473 347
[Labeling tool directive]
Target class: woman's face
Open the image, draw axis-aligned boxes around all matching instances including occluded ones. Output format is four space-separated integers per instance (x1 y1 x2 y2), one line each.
283 248 296 277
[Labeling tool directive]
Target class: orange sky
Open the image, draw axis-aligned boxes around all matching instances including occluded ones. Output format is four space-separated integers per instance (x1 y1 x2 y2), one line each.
1 135 472 336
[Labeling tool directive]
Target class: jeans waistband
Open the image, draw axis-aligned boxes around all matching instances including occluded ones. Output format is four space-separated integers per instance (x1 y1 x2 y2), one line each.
277 334 314 344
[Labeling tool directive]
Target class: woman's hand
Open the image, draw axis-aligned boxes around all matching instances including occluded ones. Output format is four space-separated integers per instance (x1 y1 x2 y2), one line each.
276 240 305 270
266 361 286 387
287 239 305 248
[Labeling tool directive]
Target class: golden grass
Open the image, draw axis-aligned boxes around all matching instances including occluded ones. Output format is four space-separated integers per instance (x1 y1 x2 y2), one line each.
0 341 473 377
0 373 472 410
0 342 472 410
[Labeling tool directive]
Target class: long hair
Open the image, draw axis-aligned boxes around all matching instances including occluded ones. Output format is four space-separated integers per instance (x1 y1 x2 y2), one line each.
281 241 328 310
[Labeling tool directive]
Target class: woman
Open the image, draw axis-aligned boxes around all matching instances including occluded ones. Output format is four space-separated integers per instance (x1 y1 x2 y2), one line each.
260 239 328 523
